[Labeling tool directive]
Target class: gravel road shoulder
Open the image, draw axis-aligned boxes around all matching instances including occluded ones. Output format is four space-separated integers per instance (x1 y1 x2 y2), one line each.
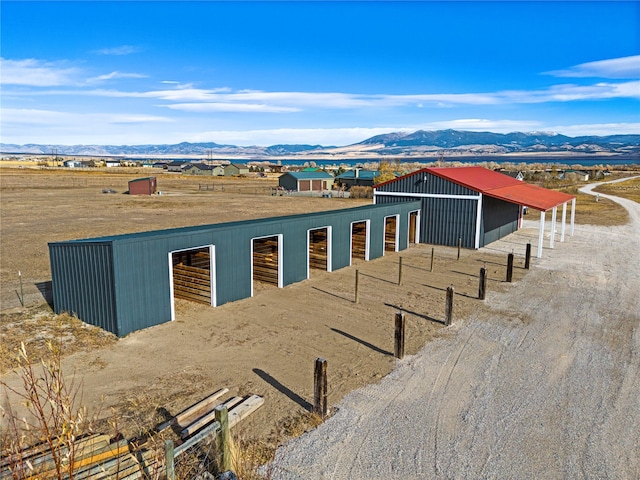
270 179 640 479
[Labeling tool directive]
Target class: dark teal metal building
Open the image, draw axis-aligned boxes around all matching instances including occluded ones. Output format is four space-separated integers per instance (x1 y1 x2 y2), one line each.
49 201 421 336
374 166 522 249
374 166 575 250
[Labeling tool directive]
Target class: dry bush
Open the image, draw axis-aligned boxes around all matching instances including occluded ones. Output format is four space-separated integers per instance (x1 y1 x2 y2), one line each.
1 342 91 480
349 186 373 199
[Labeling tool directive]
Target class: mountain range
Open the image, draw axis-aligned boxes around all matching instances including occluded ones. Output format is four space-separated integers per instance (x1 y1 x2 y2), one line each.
2 130 639 158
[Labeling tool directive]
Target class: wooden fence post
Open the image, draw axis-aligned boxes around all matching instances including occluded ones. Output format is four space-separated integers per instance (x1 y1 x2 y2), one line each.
445 286 454 326
506 253 514 283
398 256 403 286
478 267 487 300
314 358 328 418
525 243 531 269
18 271 24 307
394 312 405 359
430 247 434 272
354 269 360 304
164 440 175 480
457 238 462 260
215 406 231 472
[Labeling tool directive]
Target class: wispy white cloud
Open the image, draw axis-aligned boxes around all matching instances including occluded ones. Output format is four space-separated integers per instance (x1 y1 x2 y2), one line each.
546 122 640 137
3 108 172 126
86 71 148 83
164 103 300 113
92 45 142 56
3 107 638 145
12 81 637 111
545 55 640 79
0 58 80 86
1 108 175 144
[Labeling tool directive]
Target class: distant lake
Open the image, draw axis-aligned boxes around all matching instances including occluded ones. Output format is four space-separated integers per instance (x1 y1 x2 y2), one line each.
268 156 640 168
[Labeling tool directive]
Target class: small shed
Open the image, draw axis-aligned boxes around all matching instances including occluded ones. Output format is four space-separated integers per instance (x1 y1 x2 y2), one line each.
336 169 380 189
224 163 249 176
279 171 334 192
128 177 157 195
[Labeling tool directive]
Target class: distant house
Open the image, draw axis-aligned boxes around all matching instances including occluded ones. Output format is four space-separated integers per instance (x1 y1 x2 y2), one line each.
166 161 185 173
566 170 590 181
105 160 121 168
573 170 590 181
128 177 157 195
503 170 525 181
63 160 83 168
266 164 285 173
184 163 215 176
210 165 226 176
224 163 250 177
278 171 334 192
335 169 380 189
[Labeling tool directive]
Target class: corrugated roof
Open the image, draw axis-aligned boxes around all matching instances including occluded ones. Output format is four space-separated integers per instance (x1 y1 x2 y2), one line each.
282 171 334 179
376 166 575 211
428 166 522 190
336 170 380 180
484 182 575 212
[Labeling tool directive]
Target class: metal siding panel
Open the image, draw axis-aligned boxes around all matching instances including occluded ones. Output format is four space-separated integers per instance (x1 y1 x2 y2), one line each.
51 201 423 335
421 197 477 248
376 171 476 196
482 196 520 247
49 243 118 335
377 171 480 248
278 174 295 191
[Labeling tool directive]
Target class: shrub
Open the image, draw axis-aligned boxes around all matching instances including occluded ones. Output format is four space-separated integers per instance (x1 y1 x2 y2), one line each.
349 186 373 199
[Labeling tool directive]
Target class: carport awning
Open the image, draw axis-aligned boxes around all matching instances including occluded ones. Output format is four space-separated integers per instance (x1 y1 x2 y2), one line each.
483 183 576 212
427 166 576 212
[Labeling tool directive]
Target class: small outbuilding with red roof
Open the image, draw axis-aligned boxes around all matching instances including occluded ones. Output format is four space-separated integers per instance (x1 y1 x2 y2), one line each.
374 166 575 257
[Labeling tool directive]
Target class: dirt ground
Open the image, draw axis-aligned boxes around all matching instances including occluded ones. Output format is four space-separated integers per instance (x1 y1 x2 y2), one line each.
0 168 635 455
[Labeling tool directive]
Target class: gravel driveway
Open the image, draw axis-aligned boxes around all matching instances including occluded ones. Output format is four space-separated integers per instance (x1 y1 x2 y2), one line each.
270 179 640 479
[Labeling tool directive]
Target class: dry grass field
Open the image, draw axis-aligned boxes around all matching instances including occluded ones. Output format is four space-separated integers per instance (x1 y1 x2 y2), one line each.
1 166 638 474
593 176 640 203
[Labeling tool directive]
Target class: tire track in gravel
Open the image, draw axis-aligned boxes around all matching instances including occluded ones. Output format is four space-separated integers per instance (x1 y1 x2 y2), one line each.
271 177 640 479
430 322 480 476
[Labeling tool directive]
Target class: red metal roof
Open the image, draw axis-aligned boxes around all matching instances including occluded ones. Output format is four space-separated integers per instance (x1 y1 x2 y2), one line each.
376 166 575 211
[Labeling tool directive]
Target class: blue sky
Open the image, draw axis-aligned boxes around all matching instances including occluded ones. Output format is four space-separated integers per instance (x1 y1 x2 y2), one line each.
1 1 639 146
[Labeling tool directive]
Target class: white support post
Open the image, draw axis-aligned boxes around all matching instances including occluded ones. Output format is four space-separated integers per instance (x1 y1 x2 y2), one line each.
560 202 567 242
537 210 546 258
550 206 557 249
570 198 576 236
